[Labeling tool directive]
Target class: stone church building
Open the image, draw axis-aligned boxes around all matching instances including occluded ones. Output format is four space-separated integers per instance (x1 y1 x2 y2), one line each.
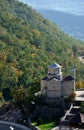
41 62 75 98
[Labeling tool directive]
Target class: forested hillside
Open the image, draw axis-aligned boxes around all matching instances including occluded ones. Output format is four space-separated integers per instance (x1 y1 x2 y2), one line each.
0 0 84 91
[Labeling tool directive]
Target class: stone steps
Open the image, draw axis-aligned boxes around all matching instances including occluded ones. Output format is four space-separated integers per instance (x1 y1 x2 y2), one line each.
65 113 75 120
64 106 80 122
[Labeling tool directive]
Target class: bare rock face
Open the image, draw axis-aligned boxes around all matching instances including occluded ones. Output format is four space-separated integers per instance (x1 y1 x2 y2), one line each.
0 104 23 123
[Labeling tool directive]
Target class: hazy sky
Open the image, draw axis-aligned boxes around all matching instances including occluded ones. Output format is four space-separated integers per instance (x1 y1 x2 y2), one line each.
19 0 84 16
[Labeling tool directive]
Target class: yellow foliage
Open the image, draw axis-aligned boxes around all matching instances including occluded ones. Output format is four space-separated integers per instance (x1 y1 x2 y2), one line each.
0 53 7 62
0 92 2 98
76 80 84 89
31 53 37 58
11 66 23 76
0 26 7 35
12 86 24 103
70 91 77 101
0 62 3 69
31 29 41 36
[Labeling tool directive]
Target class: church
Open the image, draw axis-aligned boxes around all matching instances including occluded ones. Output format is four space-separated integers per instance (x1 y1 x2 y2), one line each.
41 62 75 98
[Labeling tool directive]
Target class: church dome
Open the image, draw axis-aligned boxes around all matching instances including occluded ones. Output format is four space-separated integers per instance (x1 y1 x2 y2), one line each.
48 62 61 68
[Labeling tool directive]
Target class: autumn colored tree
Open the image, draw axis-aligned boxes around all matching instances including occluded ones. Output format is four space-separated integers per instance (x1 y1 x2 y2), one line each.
69 91 77 102
11 86 24 104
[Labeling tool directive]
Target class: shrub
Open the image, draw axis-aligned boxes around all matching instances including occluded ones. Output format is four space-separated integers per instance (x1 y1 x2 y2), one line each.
37 118 42 126
69 91 77 102
80 102 84 114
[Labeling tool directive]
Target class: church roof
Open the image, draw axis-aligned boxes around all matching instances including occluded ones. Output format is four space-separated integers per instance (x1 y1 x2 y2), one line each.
41 77 47 80
41 77 59 81
48 62 61 68
63 75 74 81
48 77 59 81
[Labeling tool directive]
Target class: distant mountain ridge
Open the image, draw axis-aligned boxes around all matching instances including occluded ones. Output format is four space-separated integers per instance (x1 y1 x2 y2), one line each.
38 9 84 40
20 0 84 40
20 0 84 16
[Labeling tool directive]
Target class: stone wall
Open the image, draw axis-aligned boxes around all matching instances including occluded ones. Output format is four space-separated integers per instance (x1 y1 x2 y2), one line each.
47 79 61 98
35 105 64 118
62 80 74 96
35 98 65 118
41 80 47 95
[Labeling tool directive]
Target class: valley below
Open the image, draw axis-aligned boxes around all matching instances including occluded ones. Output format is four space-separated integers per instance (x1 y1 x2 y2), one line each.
38 10 84 40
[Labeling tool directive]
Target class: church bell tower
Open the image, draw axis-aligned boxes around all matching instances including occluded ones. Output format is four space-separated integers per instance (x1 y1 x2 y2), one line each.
48 62 62 80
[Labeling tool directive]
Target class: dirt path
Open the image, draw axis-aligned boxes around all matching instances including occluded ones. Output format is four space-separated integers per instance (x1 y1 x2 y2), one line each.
78 56 84 64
